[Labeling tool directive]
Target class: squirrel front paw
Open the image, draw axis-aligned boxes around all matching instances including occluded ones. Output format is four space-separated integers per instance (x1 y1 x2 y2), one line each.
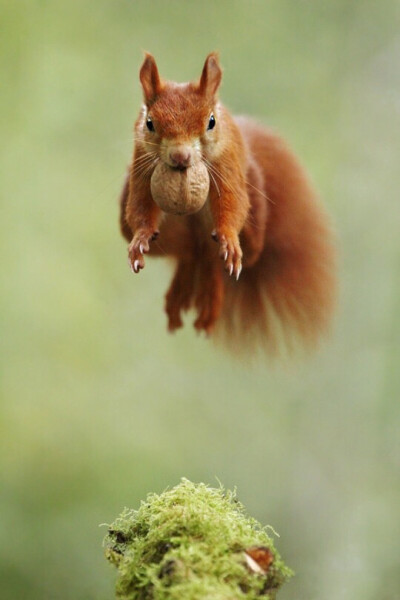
211 229 243 280
128 229 159 273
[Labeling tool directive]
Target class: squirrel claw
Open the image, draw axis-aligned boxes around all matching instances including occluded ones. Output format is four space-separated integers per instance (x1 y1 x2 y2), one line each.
227 258 242 280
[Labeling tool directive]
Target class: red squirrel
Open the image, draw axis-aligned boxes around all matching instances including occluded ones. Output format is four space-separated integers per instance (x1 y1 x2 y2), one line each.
120 53 336 354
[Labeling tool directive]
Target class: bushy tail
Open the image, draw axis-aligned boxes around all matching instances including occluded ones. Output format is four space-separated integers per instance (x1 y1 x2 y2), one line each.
214 132 337 357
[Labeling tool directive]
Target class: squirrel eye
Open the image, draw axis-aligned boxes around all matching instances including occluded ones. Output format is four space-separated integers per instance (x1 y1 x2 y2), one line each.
146 117 155 132
207 114 216 130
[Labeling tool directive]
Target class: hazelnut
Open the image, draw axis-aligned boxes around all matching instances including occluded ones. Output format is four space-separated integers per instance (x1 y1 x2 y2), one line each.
150 161 210 216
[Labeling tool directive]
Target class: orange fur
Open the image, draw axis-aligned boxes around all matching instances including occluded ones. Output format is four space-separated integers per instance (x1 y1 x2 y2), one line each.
120 53 336 355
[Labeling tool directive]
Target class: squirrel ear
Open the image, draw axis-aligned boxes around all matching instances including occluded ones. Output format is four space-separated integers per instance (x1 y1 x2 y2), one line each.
140 53 163 103
199 52 222 97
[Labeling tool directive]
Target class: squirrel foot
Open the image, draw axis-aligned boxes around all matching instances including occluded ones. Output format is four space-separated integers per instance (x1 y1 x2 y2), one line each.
194 313 215 335
194 294 216 334
128 229 159 273
193 267 224 334
165 288 191 332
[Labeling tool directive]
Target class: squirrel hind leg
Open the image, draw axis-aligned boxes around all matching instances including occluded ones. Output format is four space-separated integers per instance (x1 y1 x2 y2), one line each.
165 255 225 336
193 262 225 335
165 260 197 332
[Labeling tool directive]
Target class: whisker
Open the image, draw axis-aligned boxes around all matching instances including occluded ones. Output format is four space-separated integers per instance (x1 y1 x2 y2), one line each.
131 137 161 148
152 238 168 257
132 152 158 167
134 157 159 181
133 149 158 159
132 162 157 178
203 160 236 192
134 161 155 178
132 154 158 170
202 159 220 197
216 155 274 204
202 158 237 196
244 179 274 204
208 169 220 197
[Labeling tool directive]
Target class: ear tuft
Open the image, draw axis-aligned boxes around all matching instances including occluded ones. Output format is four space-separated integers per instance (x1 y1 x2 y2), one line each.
139 52 163 103
199 52 222 98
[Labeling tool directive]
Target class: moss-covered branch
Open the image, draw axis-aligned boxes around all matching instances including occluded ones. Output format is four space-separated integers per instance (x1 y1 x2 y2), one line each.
104 479 292 599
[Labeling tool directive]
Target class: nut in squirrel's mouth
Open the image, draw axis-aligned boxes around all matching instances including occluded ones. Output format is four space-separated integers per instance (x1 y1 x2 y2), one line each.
169 164 189 172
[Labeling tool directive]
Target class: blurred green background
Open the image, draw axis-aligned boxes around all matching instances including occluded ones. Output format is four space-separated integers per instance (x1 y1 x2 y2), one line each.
1 1 399 599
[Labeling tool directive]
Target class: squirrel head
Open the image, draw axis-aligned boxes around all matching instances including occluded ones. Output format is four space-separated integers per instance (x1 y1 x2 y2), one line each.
136 53 223 168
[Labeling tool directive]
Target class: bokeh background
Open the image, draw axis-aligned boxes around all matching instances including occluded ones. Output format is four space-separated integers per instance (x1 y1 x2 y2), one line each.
1 1 399 599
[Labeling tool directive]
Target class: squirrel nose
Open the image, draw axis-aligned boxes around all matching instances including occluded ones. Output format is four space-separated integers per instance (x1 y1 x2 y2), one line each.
169 147 192 169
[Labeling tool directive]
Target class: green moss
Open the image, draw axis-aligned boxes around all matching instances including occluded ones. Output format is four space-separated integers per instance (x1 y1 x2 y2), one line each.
104 479 292 599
